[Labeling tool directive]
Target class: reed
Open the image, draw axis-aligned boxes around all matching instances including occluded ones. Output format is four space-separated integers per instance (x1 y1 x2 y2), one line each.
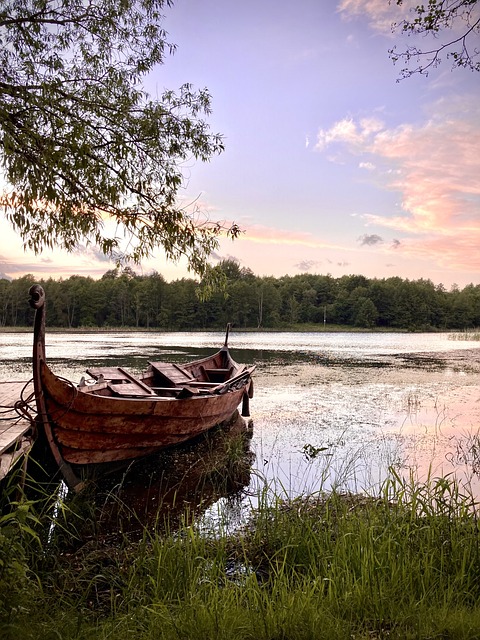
2 466 480 639
449 328 480 341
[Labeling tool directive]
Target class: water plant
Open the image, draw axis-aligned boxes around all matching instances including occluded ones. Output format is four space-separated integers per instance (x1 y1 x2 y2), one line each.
449 328 480 341
2 463 480 640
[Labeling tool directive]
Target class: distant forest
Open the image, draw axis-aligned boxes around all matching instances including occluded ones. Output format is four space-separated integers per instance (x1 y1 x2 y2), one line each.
1 260 479 331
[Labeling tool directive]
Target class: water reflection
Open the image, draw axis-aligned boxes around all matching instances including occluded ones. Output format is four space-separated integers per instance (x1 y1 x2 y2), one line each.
65 412 254 541
3 330 480 508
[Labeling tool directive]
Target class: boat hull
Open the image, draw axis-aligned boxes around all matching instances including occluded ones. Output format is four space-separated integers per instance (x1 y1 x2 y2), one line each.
40 360 252 465
29 283 255 490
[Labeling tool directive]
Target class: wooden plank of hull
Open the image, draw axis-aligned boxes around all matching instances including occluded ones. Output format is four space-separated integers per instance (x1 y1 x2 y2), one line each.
54 409 240 464
60 410 243 464
55 425 207 450
55 422 225 463
52 403 239 448
40 361 250 465
46 397 243 435
41 362 250 421
63 445 162 465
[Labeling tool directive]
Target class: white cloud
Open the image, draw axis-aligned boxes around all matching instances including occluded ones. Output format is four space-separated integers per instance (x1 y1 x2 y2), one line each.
359 161 375 171
316 116 385 152
316 117 362 151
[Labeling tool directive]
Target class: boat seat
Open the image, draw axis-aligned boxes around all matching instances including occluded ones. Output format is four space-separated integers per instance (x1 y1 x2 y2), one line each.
148 362 194 387
85 367 156 397
86 367 133 382
105 382 154 397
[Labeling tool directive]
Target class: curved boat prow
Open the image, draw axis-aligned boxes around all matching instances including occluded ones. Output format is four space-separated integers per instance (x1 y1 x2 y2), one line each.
223 323 231 349
29 283 45 310
29 284 46 401
29 284 83 491
29 284 46 372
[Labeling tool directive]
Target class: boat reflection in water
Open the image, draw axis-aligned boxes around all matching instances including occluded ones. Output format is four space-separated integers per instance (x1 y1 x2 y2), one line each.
75 411 254 538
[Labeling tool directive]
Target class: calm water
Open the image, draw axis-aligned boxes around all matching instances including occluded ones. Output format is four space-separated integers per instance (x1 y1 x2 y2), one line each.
2 330 480 525
2 329 475 365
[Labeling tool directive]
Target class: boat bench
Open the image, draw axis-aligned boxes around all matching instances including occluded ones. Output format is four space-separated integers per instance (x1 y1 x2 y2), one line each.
85 367 156 397
148 362 194 387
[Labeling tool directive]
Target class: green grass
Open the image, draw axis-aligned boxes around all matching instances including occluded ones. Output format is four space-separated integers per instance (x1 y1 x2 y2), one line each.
2 468 480 639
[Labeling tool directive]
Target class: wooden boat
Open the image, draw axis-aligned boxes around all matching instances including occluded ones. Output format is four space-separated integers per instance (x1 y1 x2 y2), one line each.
29 284 255 491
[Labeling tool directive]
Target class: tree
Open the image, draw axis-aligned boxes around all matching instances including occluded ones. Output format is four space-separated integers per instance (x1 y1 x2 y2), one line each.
0 278 11 326
390 1 480 78
0 0 239 278
354 297 378 328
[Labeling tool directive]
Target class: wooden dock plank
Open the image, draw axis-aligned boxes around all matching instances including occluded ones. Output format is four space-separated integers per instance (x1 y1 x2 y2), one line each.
0 381 35 480
0 424 31 448
0 438 32 480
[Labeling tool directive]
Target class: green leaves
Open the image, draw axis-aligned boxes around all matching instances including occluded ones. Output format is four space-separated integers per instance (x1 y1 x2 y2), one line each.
0 0 230 277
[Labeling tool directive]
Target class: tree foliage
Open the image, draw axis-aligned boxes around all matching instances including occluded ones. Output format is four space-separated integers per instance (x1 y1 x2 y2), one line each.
2 261 480 331
0 0 239 276
390 0 480 77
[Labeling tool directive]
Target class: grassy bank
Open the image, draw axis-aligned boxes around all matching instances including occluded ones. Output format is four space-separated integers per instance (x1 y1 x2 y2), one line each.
0 324 438 334
2 469 480 639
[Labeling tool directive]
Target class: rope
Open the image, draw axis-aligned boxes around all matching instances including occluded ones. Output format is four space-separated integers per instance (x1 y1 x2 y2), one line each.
0 380 38 440
14 379 38 435
39 375 79 424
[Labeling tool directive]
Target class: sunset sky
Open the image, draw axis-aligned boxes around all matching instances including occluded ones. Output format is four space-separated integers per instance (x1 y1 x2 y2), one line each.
1 0 479 289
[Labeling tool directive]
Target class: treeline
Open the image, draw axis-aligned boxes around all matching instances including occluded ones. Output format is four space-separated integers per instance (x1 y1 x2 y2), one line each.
1 260 479 330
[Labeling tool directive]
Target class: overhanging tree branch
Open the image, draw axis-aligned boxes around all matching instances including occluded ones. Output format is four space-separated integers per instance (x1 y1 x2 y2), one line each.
0 0 237 278
390 0 480 78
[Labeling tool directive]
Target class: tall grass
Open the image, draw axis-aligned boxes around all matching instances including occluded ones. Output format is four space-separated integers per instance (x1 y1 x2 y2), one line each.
449 328 480 341
2 465 480 639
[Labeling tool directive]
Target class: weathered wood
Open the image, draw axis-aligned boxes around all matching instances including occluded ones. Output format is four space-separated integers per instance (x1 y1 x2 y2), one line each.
0 381 35 481
148 362 193 386
0 438 32 480
107 383 152 397
0 424 31 453
86 367 156 396
86 367 132 381
29 284 255 491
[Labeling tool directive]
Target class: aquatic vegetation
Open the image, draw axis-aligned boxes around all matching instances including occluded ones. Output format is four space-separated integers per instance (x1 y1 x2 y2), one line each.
449 328 480 341
2 466 480 640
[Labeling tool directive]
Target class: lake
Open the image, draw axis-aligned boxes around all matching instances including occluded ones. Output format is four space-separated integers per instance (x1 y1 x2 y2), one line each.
2 330 480 527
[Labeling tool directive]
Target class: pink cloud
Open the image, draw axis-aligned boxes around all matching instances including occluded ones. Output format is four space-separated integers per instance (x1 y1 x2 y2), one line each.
238 224 344 250
315 96 480 272
395 234 480 272
371 108 480 230
337 0 411 32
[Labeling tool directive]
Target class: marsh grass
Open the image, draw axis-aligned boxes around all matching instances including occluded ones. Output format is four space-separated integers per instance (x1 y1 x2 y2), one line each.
2 465 480 639
449 328 480 341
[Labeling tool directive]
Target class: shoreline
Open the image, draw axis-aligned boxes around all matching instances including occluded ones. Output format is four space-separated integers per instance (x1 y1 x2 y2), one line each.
0 325 469 334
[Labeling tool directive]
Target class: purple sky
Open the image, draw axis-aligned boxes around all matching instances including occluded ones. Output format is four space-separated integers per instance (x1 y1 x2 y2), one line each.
1 0 479 288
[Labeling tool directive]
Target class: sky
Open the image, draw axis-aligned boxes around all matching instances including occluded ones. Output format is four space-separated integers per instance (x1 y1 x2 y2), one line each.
1 0 479 288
